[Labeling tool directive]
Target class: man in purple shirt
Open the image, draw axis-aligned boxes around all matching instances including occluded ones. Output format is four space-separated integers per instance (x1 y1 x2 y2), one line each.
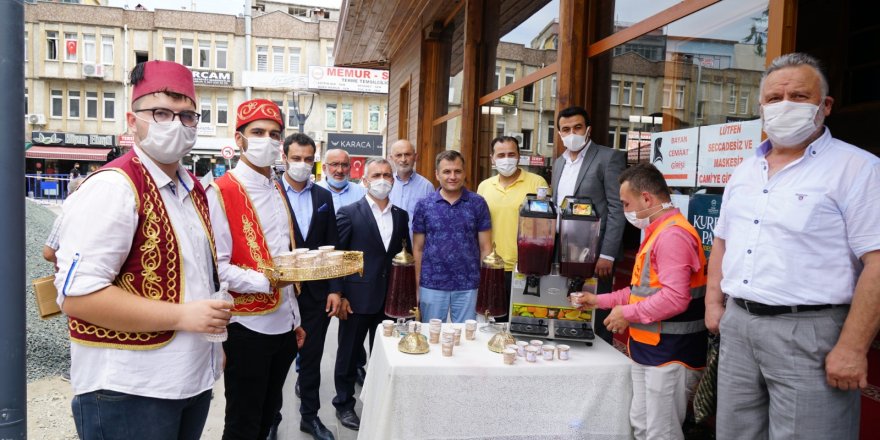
413 150 493 323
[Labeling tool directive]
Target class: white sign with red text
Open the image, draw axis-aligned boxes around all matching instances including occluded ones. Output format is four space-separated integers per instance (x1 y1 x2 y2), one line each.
308 66 389 94
650 127 699 187
697 119 762 187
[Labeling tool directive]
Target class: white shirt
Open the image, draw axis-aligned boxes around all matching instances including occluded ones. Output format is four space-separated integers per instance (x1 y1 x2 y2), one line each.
54 147 221 399
207 163 301 335
714 129 880 305
367 195 393 251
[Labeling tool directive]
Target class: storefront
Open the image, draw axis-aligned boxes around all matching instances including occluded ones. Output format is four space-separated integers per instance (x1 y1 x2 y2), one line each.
25 130 118 175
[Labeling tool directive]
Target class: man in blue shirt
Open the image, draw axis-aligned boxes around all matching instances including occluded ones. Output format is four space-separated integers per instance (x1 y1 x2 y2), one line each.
388 139 434 238
413 150 493 323
316 149 366 213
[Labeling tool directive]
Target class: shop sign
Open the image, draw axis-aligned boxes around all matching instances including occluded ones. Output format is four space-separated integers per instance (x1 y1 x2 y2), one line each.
529 156 545 167
191 69 233 87
118 134 135 147
696 119 761 187
650 127 699 187
242 71 308 89
308 66 389 94
32 131 115 147
197 124 216 136
687 194 722 259
326 133 383 157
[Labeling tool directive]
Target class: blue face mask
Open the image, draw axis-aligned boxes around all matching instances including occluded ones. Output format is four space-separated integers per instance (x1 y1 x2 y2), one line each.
327 176 349 189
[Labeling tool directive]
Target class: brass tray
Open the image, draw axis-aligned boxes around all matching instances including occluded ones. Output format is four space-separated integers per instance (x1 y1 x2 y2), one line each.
265 251 364 282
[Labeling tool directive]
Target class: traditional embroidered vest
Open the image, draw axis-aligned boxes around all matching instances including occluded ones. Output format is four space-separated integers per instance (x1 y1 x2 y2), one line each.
627 212 708 368
68 151 217 350
211 172 295 315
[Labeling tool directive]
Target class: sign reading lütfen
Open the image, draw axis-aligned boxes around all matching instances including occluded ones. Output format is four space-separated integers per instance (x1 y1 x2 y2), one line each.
308 66 389 94
697 119 762 187
327 133 384 157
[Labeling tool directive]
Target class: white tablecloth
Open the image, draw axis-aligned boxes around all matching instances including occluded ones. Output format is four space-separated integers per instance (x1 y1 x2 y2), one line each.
357 326 634 440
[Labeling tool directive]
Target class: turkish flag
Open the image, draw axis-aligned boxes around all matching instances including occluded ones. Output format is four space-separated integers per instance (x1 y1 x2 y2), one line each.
350 156 365 179
66 39 77 56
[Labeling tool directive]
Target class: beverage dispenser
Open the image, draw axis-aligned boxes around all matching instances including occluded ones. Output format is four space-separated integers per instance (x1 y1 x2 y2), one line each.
558 197 601 294
516 195 557 296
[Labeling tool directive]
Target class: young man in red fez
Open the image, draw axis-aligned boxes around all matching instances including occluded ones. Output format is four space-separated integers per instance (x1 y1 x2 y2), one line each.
54 60 232 439
207 99 306 440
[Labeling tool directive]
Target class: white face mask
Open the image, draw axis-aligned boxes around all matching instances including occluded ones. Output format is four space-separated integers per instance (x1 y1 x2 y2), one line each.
243 137 281 168
624 202 673 230
494 157 519 177
286 161 312 183
761 100 824 148
134 116 197 165
562 130 589 152
368 178 392 200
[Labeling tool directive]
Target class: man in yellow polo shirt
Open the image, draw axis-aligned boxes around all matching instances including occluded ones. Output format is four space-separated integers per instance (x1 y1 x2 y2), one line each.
477 136 548 322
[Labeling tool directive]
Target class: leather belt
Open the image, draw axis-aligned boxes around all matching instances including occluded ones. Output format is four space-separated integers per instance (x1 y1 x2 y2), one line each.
733 297 846 316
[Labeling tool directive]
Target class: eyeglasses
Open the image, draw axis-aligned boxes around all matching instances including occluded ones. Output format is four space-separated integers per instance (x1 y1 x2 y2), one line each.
134 107 201 127
326 162 351 169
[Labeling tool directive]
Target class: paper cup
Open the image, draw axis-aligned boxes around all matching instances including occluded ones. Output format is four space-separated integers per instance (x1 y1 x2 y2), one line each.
442 341 454 357
503 348 516 365
557 344 571 360
515 341 528 357
525 346 539 363
542 345 556 361
382 320 394 337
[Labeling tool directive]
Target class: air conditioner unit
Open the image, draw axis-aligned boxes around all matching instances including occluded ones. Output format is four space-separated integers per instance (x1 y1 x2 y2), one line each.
82 63 105 78
26 113 46 125
506 132 525 148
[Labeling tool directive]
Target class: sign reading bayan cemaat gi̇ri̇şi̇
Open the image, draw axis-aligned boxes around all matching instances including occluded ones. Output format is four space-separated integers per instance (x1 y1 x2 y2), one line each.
649 127 699 187
697 119 762 187
308 66 389 94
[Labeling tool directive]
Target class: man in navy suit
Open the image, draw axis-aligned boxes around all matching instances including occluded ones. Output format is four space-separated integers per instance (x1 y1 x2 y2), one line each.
279 132 341 440
332 158 410 431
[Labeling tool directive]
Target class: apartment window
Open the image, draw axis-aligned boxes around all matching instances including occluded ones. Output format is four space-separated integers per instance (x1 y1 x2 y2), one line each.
550 77 557 98
217 98 228 125
523 84 534 103
326 46 334 66
610 80 619 105
68 91 80 118
51 90 63 117
164 38 176 62
102 35 114 64
739 90 749 114
216 41 227 69
522 129 533 151
547 120 555 144
83 34 96 63
663 84 672 108
103 92 115 120
290 6 308 16
622 81 632 106
257 46 268 72
634 82 645 107
25 32 28 61
341 104 353 130
181 39 193 67
713 83 723 102
201 98 212 124
325 103 337 129
64 33 77 61
199 41 210 68
697 101 705 119
86 92 98 119
505 68 515 86
25 88 28 114
494 66 500 90
47 31 58 60
273 47 284 73
288 103 297 128
288 47 301 74
368 105 380 132
675 85 685 109
727 84 737 113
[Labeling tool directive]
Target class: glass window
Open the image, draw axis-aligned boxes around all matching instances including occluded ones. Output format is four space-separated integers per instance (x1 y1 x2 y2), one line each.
86 91 98 119
199 41 210 68
47 31 58 60
675 85 685 109
68 90 80 118
369 104 380 132
216 41 227 69
164 38 176 62
547 119 554 144
51 89 63 117
217 98 228 125
181 39 193 67
257 46 268 72
610 80 620 105
713 83 722 102
201 98 212 124
551 77 556 97
505 67 515 86
103 92 115 120
102 35 114 64
634 82 645 107
522 128 533 151
24 87 28 114
728 83 737 113
325 103 337 129
289 47 301 73
83 34 95 63
326 46 334 66
288 102 297 128
494 66 500 90
64 33 77 61
622 81 633 106
663 84 672 108
739 90 750 114
273 47 284 73
341 104 353 130
523 84 535 103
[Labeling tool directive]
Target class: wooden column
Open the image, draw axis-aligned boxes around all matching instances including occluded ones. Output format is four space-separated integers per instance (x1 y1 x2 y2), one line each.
555 0 589 156
459 0 485 187
765 0 798 65
417 22 447 177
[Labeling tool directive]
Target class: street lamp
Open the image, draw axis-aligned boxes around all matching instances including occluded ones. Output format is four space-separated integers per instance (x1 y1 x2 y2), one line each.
288 90 317 133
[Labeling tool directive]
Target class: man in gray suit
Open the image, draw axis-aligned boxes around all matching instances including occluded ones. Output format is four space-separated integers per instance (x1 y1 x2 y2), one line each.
551 106 626 343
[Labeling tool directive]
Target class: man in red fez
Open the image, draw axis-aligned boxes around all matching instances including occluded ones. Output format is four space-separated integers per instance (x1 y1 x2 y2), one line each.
207 98 307 440
54 60 232 440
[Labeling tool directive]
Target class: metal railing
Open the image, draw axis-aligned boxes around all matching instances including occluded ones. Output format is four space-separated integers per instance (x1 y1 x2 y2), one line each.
25 173 73 203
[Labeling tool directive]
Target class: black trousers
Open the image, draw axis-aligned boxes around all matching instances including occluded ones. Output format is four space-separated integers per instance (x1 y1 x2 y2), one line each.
222 323 297 440
332 312 385 411
593 271 615 344
297 294 333 421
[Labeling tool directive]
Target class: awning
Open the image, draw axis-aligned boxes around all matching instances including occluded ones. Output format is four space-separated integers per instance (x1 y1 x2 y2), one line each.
25 146 111 161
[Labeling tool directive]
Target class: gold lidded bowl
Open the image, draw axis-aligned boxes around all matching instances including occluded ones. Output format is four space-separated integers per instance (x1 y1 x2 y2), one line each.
487 323 517 353
392 240 415 265
481 245 505 270
398 331 430 354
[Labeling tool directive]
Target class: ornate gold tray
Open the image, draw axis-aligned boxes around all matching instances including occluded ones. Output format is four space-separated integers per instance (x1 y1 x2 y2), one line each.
264 251 364 282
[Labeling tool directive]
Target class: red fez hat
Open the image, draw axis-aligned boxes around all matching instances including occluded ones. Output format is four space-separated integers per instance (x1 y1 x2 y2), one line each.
236 99 284 131
131 60 196 104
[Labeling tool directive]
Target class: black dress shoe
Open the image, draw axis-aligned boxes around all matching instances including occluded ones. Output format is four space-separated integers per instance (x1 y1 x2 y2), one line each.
266 423 278 440
295 379 301 398
336 408 361 431
355 366 367 386
300 417 335 440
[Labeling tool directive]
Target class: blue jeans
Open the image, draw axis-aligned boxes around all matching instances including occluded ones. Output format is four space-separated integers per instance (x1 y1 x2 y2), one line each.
72 389 212 440
419 287 478 323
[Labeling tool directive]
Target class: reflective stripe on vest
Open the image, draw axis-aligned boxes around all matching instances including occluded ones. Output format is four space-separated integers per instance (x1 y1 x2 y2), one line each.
628 213 707 346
